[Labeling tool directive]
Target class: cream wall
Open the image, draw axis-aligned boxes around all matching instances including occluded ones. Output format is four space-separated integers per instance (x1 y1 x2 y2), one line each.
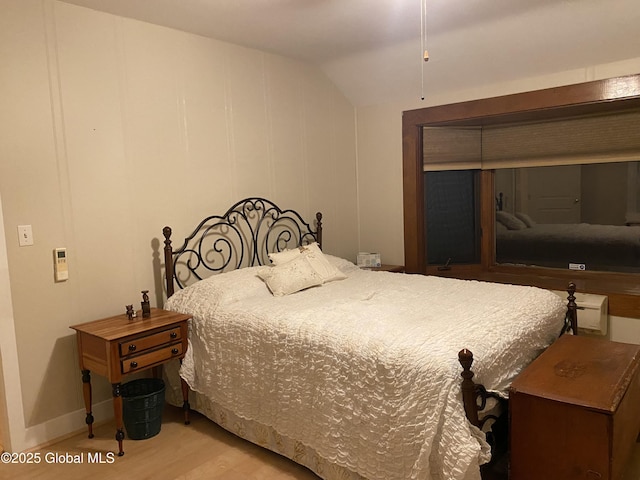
0 0 357 450
0 194 25 452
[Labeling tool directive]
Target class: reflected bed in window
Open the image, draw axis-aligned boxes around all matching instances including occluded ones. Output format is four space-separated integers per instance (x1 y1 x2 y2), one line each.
496 211 640 273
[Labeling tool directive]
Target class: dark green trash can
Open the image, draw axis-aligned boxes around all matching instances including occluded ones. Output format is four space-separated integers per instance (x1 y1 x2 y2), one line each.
121 378 166 440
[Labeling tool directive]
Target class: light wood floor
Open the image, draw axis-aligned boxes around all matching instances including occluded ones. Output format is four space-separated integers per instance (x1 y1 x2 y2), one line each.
2 405 640 480
0 405 320 480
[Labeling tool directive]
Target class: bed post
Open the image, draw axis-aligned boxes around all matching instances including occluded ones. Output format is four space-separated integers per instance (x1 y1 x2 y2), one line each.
459 349 480 427
316 212 323 250
566 282 578 334
163 226 175 298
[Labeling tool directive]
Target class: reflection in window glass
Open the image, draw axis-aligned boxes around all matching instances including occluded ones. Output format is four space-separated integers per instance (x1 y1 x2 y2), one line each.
495 162 640 273
424 170 480 266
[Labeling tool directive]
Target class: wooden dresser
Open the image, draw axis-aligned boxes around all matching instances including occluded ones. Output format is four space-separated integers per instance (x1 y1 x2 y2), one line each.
509 335 640 480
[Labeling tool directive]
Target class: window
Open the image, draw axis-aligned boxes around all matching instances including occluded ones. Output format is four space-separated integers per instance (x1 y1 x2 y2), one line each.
402 74 640 316
495 162 640 273
425 170 480 265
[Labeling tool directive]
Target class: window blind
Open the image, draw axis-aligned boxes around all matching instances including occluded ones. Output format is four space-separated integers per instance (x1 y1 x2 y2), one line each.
422 110 640 171
422 127 482 171
481 110 640 169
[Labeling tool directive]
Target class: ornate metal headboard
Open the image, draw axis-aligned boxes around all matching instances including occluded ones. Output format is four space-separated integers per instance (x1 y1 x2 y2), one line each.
163 197 323 297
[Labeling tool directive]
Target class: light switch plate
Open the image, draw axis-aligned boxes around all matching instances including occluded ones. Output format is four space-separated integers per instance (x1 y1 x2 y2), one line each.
17 225 33 246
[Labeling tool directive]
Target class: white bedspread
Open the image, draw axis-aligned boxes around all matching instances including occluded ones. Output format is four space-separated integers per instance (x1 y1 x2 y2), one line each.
166 257 566 480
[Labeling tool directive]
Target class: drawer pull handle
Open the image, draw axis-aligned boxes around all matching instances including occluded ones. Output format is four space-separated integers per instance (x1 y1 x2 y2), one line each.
171 348 179 355
128 344 137 352
170 332 177 339
130 361 138 368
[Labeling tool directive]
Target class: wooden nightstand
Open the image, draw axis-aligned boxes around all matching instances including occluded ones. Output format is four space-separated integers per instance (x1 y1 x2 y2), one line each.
361 264 405 273
510 335 640 480
70 308 191 456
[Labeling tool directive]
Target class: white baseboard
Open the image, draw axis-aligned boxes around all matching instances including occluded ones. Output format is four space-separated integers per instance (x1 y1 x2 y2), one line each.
17 399 113 452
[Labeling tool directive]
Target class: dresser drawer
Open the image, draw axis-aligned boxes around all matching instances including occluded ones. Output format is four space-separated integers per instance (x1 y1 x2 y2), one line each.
119 327 181 356
121 342 183 374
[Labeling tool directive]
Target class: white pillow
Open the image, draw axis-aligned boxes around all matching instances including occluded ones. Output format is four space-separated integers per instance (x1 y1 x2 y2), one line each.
324 254 359 275
268 242 321 265
496 211 527 230
268 246 303 265
515 212 536 227
257 254 323 296
269 243 346 284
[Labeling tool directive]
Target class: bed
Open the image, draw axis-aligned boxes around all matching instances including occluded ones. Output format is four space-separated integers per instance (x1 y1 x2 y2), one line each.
495 210 640 273
161 197 577 480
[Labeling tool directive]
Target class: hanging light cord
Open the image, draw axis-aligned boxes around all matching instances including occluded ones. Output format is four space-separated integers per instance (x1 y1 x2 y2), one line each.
420 0 429 100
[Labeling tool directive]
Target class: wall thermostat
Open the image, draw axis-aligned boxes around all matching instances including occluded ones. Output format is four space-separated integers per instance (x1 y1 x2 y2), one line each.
54 247 68 282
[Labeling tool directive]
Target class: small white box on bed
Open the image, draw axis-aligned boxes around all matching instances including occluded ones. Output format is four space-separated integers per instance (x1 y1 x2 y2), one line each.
553 290 609 335
357 252 381 268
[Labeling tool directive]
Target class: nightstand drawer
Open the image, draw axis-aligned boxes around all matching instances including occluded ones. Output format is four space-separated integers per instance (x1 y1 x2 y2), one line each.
121 342 184 374
119 327 182 356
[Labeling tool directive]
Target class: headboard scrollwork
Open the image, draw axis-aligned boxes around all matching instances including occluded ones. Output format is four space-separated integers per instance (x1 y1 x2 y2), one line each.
163 197 323 297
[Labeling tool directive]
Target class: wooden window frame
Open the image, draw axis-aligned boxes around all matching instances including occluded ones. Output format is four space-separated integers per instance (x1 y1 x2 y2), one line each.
402 74 640 318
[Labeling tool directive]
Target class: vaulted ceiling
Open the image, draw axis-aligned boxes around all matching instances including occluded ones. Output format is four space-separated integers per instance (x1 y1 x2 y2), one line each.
59 0 640 106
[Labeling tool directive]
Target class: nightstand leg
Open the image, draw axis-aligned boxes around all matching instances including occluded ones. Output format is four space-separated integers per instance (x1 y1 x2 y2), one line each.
180 359 190 425
81 370 94 439
112 383 125 456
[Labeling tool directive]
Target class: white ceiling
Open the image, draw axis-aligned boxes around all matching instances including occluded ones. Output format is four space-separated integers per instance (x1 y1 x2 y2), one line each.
58 0 640 106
